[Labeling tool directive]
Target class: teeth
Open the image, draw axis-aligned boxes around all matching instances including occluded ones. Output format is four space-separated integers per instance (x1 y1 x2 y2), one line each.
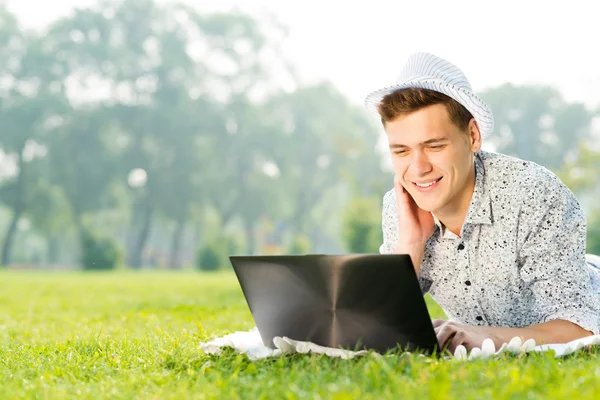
415 179 439 188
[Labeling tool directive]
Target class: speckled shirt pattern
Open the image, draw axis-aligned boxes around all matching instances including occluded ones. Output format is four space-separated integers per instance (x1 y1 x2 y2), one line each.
379 150 600 334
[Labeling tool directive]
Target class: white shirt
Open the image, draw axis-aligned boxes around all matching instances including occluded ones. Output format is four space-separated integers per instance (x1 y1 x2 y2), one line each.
379 150 600 334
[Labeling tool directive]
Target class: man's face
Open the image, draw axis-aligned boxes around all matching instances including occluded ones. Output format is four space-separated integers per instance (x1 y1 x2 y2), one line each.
384 103 481 214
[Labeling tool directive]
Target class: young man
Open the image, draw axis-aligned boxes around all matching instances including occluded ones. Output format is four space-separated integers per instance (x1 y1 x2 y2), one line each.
364 52 600 353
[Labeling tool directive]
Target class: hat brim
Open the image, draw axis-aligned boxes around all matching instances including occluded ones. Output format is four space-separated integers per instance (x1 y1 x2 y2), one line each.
364 78 494 138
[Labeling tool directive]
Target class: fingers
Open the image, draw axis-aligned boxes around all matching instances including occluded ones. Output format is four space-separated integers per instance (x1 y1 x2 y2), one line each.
435 322 482 355
447 331 468 354
432 319 446 328
394 176 411 205
395 177 419 220
435 321 458 351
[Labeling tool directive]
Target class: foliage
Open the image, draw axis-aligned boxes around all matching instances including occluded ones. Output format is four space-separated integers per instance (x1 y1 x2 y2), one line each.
0 0 388 267
196 245 221 271
80 229 120 270
1 0 600 268
587 210 600 256
342 196 383 253
556 143 600 254
196 234 241 271
480 83 595 170
556 143 600 194
289 234 312 254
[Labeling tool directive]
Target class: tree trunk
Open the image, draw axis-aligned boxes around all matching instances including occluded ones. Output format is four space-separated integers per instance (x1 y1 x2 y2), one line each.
215 191 242 228
245 219 256 255
47 235 60 264
73 213 84 241
1 209 22 267
129 201 153 269
288 177 332 236
168 218 185 269
192 222 204 248
1 148 26 267
73 211 86 266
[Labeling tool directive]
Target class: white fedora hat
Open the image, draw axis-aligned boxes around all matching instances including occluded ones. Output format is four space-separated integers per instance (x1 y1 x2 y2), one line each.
364 52 494 137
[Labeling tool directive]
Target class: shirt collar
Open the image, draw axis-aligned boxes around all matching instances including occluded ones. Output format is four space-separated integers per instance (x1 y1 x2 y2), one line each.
431 152 493 239
432 214 455 240
464 152 493 226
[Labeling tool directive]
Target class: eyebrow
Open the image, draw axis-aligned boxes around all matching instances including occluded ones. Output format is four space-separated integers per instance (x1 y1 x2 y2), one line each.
389 137 449 149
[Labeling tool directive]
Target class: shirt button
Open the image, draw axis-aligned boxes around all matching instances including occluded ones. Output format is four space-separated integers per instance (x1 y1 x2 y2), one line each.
457 243 465 250
465 280 471 286
476 316 483 321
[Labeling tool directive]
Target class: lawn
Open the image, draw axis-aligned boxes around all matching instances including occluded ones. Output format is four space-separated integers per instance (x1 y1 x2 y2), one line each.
1 270 600 399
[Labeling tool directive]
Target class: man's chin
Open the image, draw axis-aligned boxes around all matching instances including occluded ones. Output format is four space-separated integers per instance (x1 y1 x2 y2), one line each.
420 206 436 213
412 198 436 213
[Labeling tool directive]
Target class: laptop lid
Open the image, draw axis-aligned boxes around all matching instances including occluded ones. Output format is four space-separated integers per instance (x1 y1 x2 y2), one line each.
230 254 439 355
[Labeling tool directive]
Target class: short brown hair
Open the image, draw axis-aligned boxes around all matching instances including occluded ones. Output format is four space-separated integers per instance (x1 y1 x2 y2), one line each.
377 88 474 132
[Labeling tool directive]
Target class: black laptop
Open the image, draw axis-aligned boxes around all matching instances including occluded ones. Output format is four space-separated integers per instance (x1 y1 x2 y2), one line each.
229 254 439 355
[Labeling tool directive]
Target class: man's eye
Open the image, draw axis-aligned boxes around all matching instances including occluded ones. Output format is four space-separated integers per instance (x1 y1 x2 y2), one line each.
394 150 407 156
429 145 445 150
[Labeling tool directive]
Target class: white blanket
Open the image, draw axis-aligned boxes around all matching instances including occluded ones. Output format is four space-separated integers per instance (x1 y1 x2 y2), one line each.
199 327 600 361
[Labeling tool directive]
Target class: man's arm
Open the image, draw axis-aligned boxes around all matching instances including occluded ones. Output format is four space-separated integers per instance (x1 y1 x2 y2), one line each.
491 319 593 344
435 319 593 354
437 170 600 352
379 189 433 293
515 172 599 336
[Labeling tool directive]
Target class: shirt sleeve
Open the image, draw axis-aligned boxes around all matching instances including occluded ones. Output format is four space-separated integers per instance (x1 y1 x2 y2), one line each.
518 172 600 335
379 189 433 294
379 189 397 255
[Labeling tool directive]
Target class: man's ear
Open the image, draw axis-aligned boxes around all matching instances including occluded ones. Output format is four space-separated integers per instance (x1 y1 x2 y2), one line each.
468 118 482 152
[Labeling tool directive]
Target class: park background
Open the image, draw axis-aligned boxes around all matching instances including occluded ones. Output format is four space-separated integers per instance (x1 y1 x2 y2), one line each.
1 0 600 271
2 1 600 398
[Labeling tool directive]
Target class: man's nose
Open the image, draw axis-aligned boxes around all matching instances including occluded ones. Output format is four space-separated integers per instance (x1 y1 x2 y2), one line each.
409 151 433 176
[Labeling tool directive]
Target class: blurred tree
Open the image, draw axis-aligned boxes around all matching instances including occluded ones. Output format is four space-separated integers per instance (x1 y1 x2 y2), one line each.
0 8 71 266
196 233 240 271
556 143 600 194
80 228 120 270
45 0 295 266
0 8 27 266
26 182 73 264
40 0 205 268
206 95 288 254
196 244 221 271
556 142 600 254
341 196 383 253
188 10 297 254
587 210 600 256
45 107 119 243
480 84 594 170
19 1 600 267
260 83 385 247
289 233 311 254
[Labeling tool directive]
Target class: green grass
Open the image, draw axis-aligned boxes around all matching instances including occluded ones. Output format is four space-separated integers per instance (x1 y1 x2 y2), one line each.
1 270 600 399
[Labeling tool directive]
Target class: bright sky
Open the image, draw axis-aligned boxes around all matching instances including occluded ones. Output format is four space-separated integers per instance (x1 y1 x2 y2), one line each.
7 0 600 111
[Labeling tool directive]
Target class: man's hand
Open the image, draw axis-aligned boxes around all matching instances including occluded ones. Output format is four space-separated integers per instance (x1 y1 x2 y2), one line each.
433 319 497 354
394 176 435 273
433 318 594 355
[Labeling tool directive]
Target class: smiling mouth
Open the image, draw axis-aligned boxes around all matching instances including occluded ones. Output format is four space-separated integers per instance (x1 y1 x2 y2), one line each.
413 177 443 188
